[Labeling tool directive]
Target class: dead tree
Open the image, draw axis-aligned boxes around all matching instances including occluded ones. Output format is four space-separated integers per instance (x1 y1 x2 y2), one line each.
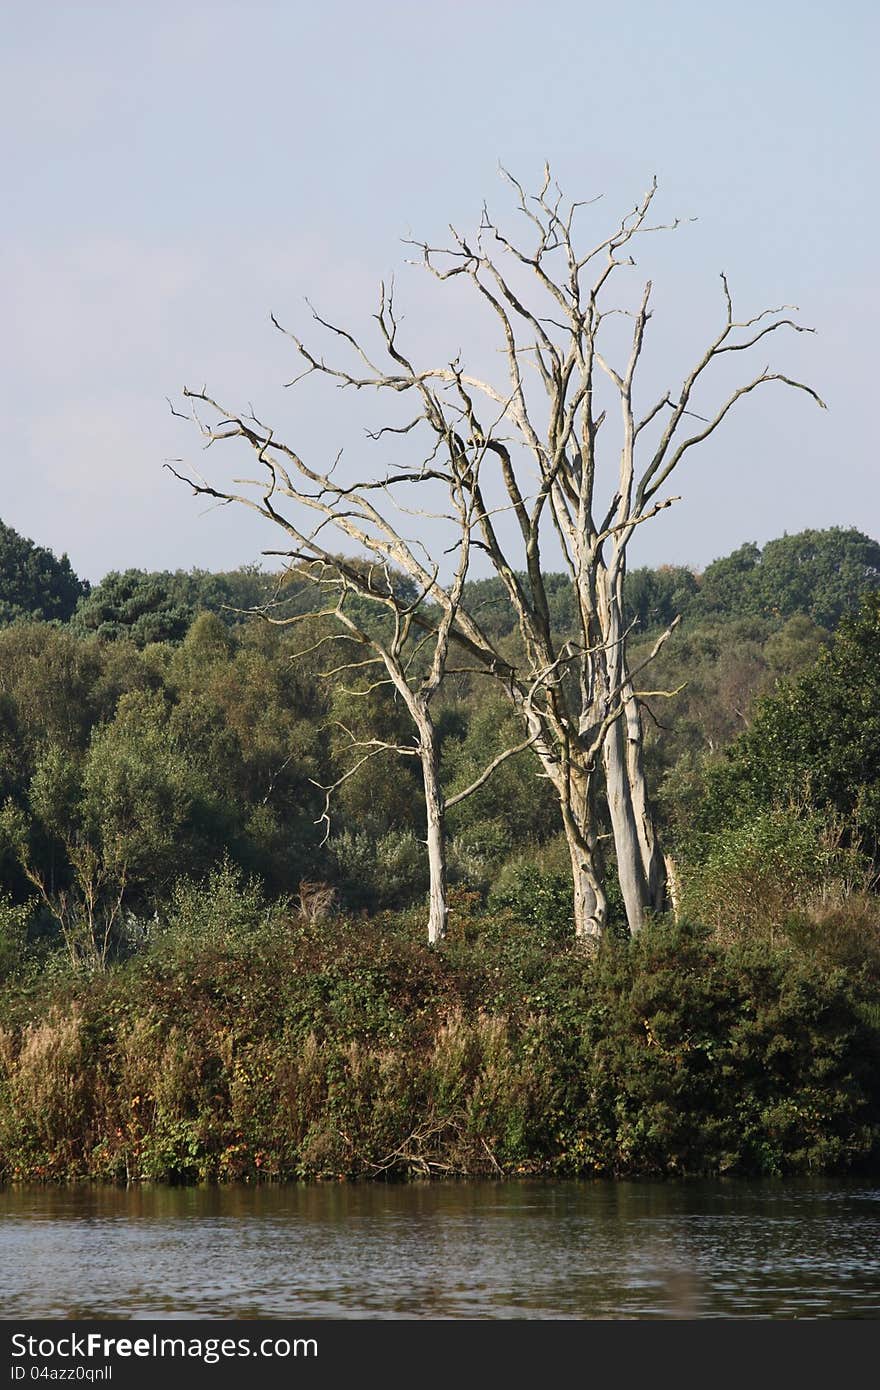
259 558 532 945
402 171 823 934
168 384 533 945
171 170 824 941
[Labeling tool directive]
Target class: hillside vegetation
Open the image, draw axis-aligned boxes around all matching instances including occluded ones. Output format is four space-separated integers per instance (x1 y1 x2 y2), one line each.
0 520 878 1180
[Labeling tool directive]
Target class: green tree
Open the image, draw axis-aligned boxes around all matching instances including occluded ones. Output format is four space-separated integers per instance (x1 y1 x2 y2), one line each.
624 565 700 632
70 570 195 646
756 528 880 627
693 593 880 866
444 697 558 870
166 613 327 890
695 528 880 626
0 624 109 754
0 520 86 624
694 542 762 617
0 691 196 968
69 565 330 645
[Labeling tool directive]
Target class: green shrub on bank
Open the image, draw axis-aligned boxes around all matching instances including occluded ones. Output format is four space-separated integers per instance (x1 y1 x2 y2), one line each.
557 919 879 1176
681 807 873 944
0 914 877 1184
0 893 30 983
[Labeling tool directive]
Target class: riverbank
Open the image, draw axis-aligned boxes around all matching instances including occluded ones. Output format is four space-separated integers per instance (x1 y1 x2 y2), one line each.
2 900 879 1183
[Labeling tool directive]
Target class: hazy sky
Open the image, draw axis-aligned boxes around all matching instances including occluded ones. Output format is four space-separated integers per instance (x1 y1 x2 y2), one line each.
2 0 877 583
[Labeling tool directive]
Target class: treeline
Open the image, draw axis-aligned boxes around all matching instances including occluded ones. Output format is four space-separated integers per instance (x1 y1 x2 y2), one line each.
4 517 879 643
1 520 877 937
1 518 879 1180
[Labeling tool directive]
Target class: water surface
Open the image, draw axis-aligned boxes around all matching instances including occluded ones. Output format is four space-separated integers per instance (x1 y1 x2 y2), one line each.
3 1179 879 1319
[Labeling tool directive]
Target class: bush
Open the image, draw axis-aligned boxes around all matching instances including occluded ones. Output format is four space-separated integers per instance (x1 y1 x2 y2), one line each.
328 829 429 910
557 919 880 1176
0 912 877 1183
489 861 572 942
157 858 273 954
782 893 880 981
681 807 872 944
0 893 30 983
447 820 514 891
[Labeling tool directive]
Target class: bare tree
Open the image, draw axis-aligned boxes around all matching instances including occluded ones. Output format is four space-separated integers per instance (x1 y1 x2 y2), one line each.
171 170 824 941
267 557 534 944
418 171 824 935
168 374 534 945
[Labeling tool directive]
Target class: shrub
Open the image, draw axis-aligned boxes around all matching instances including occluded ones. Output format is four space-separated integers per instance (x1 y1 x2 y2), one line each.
0 892 30 983
681 807 872 944
489 862 572 941
157 857 272 954
328 828 429 910
0 913 877 1182
556 919 880 1177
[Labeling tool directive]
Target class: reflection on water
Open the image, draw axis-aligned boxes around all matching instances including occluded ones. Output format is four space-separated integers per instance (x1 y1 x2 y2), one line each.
3 1179 880 1319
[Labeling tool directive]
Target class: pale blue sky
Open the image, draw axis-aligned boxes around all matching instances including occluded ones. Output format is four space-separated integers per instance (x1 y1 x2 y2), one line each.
2 0 877 582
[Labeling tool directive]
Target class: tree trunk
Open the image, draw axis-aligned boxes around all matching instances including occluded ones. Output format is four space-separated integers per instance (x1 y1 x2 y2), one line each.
418 719 448 946
604 714 649 935
622 687 667 911
664 852 682 922
559 770 607 942
603 693 667 936
567 834 607 942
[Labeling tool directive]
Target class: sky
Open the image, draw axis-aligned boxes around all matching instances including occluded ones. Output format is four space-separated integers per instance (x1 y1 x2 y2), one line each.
1 0 877 584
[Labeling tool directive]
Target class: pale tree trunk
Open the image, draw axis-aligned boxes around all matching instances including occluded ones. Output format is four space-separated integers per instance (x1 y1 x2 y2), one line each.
603 714 650 934
621 687 667 912
557 766 607 942
566 830 607 943
664 852 682 921
599 568 668 935
603 709 666 935
416 713 448 946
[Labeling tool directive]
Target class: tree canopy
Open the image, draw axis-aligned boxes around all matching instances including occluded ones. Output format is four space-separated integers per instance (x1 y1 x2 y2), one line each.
0 519 87 624
693 592 880 867
696 528 880 628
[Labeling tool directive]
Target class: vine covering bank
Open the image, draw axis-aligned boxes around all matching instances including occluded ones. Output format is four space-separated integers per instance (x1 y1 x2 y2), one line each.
1 896 878 1183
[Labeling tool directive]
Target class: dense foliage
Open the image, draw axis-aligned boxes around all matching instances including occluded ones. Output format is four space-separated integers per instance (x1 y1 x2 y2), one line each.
0 521 87 625
0 900 877 1182
692 594 880 865
1 518 879 1181
693 529 880 628
68 566 292 645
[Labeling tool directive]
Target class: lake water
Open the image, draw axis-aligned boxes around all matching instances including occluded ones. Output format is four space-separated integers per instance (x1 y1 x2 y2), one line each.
2 1179 879 1319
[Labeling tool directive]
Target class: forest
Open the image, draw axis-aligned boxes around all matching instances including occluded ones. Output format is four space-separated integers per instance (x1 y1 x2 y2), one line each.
0 516 879 1182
